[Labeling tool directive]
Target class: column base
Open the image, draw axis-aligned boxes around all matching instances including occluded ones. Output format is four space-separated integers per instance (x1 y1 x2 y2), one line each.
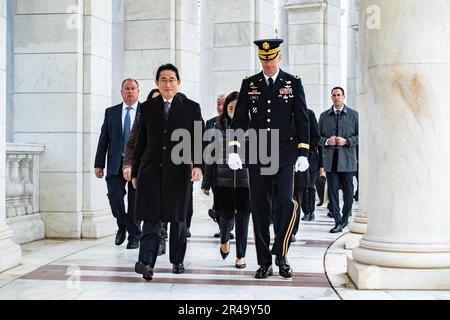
42 211 83 239
345 232 363 250
0 224 22 272
81 209 116 239
7 214 45 244
347 256 450 290
348 217 367 234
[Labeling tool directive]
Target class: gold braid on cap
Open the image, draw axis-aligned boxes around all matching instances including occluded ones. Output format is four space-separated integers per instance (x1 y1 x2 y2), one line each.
259 47 280 60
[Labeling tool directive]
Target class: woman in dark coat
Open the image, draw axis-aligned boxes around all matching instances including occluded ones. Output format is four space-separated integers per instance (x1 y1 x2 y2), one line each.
202 92 251 269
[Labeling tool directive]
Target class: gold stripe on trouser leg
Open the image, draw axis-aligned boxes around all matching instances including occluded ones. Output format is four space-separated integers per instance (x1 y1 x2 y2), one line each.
282 199 298 257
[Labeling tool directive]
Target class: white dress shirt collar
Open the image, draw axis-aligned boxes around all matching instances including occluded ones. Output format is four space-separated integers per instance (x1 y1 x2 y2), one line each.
123 100 139 110
333 105 345 114
263 69 280 86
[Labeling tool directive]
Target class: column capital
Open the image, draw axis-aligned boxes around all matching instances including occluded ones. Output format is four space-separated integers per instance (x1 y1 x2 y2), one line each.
284 0 327 13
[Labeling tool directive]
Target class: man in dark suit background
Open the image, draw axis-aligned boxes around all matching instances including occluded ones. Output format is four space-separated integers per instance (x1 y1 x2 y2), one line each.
94 78 142 249
318 87 359 233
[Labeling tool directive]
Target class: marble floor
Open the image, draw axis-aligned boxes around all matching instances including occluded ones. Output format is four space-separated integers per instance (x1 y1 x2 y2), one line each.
1 197 449 300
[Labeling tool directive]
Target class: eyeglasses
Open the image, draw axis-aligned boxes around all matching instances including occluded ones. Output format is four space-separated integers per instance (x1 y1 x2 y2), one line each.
159 78 178 85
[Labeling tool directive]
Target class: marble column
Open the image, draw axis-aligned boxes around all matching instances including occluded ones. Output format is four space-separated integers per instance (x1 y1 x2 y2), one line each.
284 0 341 116
345 0 359 110
348 0 450 289
213 0 275 113
0 0 21 272
13 0 85 238
199 0 214 120
344 0 366 250
81 0 116 238
124 0 200 102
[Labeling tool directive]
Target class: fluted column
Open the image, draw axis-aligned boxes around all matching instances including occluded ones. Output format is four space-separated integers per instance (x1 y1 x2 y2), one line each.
348 0 450 289
345 0 366 250
82 0 116 238
0 0 21 272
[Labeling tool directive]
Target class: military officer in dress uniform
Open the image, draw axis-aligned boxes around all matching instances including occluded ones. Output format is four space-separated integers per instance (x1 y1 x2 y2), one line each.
228 39 310 279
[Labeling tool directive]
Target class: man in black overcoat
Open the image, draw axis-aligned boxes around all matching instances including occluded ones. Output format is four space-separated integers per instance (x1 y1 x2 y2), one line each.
132 64 204 281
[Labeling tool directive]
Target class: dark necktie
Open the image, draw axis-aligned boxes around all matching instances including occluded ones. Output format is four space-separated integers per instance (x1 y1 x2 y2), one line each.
335 110 341 150
335 110 341 136
164 101 171 121
268 77 274 92
123 107 132 150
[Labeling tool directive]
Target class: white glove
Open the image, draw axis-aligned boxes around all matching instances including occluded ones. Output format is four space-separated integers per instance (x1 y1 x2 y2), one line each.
295 156 309 173
228 153 243 171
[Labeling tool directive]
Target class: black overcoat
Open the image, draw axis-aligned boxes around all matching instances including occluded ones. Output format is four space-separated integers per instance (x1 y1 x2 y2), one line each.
132 93 204 222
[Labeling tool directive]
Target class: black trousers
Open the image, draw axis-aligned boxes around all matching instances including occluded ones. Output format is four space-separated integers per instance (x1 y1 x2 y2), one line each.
186 184 193 229
214 187 251 259
249 166 296 266
292 171 318 236
292 187 305 236
327 171 354 226
105 172 141 240
139 221 187 267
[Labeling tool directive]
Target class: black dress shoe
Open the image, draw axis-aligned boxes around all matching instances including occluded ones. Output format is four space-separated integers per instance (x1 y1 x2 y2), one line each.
172 263 185 274
254 265 273 279
341 220 349 229
135 262 153 281
330 225 343 233
291 235 297 243
229 233 235 240
301 214 310 221
115 229 126 246
275 256 293 279
157 239 166 256
308 213 315 221
126 238 139 249
213 232 221 238
186 228 191 238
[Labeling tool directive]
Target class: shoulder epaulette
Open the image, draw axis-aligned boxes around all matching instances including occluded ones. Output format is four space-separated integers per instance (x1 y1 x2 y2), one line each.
243 75 249 80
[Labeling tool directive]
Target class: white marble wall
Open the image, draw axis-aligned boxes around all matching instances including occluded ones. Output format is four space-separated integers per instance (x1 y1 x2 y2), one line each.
0 0 21 272
123 0 200 102
13 0 85 238
111 0 124 104
212 0 276 113
284 0 341 115
82 0 116 238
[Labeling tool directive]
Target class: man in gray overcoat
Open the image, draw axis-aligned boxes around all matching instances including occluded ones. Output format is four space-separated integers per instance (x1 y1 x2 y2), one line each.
318 87 359 233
